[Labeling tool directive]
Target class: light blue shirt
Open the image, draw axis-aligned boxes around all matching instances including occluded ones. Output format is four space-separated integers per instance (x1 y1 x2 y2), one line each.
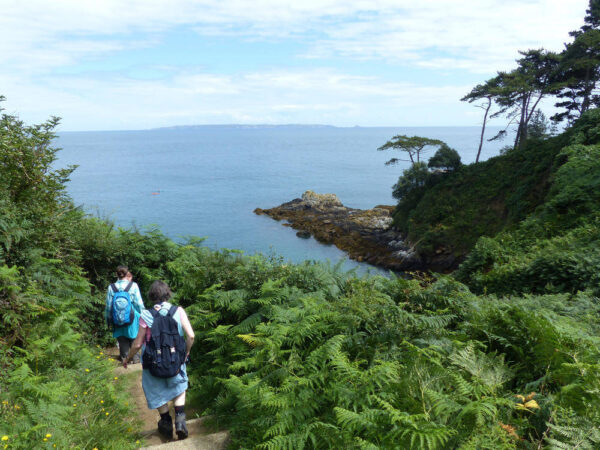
140 302 184 337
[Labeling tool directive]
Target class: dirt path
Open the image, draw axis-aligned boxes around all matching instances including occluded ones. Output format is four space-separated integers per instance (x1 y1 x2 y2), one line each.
108 348 230 449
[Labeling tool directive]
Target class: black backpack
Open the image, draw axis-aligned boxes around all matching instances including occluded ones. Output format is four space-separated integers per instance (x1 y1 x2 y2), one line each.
142 305 187 378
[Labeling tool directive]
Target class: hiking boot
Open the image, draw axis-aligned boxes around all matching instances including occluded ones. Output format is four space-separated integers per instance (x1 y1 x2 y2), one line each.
175 412 188 440
157 415 173 439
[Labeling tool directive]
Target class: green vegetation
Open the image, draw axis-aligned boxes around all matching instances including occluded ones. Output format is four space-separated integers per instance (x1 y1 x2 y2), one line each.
0 97 140 449
2 94 600 449
2 4 600 449
384 1 600 263
456 110 600 295
460 0 600 151
378 135 444 165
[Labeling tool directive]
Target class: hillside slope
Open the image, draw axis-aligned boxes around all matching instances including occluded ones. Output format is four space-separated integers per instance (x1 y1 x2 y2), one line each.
392 110 600 276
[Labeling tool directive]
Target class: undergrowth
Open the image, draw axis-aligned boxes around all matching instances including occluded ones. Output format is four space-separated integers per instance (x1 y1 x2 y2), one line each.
2 101 600 449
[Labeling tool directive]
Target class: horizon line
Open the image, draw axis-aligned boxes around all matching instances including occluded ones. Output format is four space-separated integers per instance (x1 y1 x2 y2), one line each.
59 123 502 133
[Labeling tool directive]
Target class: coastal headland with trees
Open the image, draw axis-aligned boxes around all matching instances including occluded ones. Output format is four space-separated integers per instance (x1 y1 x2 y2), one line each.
2 1 600 449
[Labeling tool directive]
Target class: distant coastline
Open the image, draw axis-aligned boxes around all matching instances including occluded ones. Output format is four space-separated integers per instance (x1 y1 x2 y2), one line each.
152 124 340 131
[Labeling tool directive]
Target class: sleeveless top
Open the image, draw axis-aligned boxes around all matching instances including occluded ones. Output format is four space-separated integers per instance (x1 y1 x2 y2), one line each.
139 302 184 341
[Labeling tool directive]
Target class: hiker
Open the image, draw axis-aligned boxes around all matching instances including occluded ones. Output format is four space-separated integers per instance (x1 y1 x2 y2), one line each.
105 265 145 363
123 280 195 440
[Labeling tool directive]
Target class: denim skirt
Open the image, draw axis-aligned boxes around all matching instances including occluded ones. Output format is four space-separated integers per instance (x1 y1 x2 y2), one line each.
141 364 188 410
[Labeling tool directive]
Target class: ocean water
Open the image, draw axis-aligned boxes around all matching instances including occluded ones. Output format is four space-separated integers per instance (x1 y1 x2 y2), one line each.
56 125 510 274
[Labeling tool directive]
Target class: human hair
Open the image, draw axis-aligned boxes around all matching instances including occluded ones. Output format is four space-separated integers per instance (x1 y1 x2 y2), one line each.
148 280 172 304
116 265 129 279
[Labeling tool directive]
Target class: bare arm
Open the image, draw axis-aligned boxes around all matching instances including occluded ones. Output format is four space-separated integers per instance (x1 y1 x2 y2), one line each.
124 324 145 366
178 307 195 359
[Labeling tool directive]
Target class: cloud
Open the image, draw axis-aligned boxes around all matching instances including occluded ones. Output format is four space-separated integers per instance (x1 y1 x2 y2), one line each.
0 1 589 128
1 0 587 72
0 66 474 129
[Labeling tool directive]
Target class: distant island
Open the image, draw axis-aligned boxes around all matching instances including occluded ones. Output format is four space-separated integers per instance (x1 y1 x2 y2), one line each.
152 124 339 130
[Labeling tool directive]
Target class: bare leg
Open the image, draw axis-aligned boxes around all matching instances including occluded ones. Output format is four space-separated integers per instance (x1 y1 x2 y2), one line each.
173 391 188 439
173 391 185 407
157 403 169 414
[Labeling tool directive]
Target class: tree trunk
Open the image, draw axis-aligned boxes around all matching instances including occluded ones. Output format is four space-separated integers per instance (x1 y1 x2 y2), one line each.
476 98 492 163
516 96 528 149
581 66 592 113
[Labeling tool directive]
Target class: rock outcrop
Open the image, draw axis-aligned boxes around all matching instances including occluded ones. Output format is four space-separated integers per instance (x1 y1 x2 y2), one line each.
255 191 423 271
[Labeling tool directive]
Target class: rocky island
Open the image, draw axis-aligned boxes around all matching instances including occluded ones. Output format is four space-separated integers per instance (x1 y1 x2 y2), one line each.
255 191 423 271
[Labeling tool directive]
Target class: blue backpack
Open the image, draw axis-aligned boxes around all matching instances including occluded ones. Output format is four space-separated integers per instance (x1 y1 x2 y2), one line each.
110 282 134 327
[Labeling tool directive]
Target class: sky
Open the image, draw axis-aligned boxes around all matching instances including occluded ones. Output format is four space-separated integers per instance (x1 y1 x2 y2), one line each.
0 0 589 131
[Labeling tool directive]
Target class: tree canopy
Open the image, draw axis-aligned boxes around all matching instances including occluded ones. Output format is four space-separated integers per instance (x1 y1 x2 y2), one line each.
461 0 600 153
377 135 444 165
428 144 462 172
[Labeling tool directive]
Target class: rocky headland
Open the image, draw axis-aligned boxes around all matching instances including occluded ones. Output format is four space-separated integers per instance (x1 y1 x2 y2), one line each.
255 191 426 272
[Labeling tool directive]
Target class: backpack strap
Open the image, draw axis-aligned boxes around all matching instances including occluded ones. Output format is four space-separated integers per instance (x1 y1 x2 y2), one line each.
110 283 120 293
149 307 159 319
167 305 179 318
123 281 134 292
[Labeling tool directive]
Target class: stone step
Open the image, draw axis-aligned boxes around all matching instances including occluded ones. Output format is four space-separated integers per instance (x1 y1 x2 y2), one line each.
141 417 229 449
142 430 230 450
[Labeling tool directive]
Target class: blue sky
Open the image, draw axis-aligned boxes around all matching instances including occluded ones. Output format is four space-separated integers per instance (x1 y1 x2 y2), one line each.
0 0 589 131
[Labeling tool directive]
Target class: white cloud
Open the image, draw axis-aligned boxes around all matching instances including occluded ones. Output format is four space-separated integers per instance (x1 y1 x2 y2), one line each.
1 0 587 71
0 0 589 128
0 66 474 129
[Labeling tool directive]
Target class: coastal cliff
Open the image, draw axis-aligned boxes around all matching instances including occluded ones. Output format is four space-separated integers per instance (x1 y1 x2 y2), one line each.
255 191 458 272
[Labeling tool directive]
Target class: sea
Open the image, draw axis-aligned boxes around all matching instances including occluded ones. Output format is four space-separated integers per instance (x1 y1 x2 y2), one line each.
56 125 511 275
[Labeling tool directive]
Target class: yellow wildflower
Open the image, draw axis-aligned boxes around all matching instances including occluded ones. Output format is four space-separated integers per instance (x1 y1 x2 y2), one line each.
1 400 7 405
73 403 77 407
14 405 20 410
85 368 90 372
105 412 109 416
74 394 78 398
99 352 103 355
1 436 8 441
43 438 48 442
100 400 104 404
83 392 88 395
114 377 118 380
45 434 52 438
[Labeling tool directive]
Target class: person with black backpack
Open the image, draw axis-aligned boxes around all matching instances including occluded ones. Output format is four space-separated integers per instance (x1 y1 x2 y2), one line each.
105 265 145 363
122 280 195 441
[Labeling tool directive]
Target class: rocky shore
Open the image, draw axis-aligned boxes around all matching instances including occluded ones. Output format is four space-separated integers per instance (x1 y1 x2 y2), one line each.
255 191 424 272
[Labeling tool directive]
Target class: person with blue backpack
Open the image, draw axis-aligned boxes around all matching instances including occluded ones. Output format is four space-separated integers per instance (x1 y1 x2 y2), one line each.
105 265 145 363
122 280 195 441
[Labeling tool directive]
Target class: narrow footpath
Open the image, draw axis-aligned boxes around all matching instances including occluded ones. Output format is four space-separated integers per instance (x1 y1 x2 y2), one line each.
109 348 230 449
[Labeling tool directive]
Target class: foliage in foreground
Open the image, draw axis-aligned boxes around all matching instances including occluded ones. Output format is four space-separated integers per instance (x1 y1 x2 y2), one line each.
156 251 600 449
0 100 140 449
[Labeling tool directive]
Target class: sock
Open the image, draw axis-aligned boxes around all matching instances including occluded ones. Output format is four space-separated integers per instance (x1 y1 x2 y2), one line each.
160 412 171 422
174 406 185 416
